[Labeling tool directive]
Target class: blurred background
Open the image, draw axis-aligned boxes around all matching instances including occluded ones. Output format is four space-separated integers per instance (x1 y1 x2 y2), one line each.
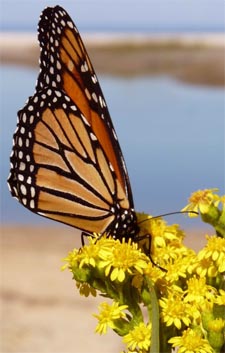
1 0 225 352
1 0 225 226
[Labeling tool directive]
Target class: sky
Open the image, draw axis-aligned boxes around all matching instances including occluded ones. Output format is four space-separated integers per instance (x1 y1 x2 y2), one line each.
1 0 225 32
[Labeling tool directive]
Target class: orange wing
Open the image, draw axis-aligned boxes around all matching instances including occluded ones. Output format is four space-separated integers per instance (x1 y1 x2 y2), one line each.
8 6 138 238
37 6 132 202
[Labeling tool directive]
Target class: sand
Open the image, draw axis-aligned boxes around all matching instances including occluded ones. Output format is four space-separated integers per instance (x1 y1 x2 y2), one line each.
1 224 209 353
1 226 123 353
1 32 225 87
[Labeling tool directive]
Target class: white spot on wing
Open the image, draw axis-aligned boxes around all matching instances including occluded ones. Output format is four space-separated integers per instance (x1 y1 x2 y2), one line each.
19 162 26 171
85 88 91 100
81 61 88 72
67 21 73 28
20 184 27 195
92 92 98 103
90 133 97 141
18 174 24 181
22 113 27 123
112 128 118 140
18 137 23 147
81 114 90 126
92 75 98 84
30 200 35 209
31 187 35 198
22 198 27 205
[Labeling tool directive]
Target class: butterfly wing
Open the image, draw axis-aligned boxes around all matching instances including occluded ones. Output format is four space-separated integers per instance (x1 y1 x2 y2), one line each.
37 6 133 204
8 6 138 237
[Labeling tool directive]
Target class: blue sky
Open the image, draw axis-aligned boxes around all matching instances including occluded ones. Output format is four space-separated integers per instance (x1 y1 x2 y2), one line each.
1 0 225 32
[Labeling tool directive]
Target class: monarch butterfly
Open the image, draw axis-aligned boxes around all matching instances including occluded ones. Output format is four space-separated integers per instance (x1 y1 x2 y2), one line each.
8 6 140 243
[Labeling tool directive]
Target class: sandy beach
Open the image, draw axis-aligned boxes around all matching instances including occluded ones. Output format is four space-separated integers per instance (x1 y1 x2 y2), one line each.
1 224 210 353
1 32 225 86
1 225 123 353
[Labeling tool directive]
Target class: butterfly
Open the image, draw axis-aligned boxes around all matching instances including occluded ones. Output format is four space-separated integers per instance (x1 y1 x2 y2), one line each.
8 5 140 243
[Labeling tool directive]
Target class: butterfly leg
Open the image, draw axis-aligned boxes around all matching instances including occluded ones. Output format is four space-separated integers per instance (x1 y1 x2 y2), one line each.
81 231 93 246
80 231 101 246
135 233 166 272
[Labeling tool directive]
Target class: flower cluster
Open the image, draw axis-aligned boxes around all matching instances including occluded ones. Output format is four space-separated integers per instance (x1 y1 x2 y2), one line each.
182 188 225 238
63 189 225 353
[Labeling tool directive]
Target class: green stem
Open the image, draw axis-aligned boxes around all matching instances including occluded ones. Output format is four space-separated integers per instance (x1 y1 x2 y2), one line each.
144 276 160 353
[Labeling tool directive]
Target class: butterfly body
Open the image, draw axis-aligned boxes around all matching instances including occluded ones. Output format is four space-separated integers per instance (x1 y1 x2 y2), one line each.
8 6 139 241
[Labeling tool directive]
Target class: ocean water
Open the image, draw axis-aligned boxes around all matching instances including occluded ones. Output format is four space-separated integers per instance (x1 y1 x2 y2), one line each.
1 65 224 229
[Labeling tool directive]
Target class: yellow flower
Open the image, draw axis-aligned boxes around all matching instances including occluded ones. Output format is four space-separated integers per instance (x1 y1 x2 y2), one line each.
163 256 189 284
143 262 165 284
188 256 218 278
169 328 213 353
143 218 184 245
182 188 220 217
123 322 151 351
94 301 128 335
184 276 216 309
154 241 195 270
98 238 148 282
198 235 225 273
214 289 225 306
220 195 225 206
62 248 79 270
78 242 99 268
137 215 167 251
136 214 186 266
65 236 102 270
208 318 225 333
163 224 185 243
159 290 192 329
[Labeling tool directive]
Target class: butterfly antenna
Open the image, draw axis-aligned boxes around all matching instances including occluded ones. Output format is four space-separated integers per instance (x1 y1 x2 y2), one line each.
138 210 198 225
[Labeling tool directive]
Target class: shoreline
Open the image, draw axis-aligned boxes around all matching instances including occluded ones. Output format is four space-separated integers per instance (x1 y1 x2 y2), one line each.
1 31 225 46
1 32 225 87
